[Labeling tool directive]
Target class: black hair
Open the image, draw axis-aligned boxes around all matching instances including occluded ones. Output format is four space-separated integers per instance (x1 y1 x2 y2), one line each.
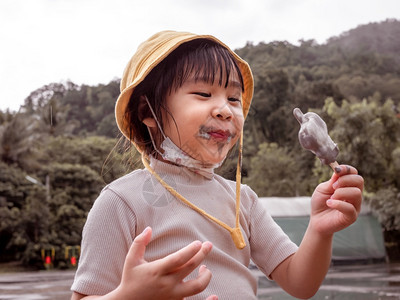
124 38 244 155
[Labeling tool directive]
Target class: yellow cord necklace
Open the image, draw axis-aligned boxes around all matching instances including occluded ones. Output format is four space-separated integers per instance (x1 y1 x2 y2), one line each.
141 131 246 249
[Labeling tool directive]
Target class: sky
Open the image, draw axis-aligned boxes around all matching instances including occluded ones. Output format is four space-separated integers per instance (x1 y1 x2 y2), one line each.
1 0 399 112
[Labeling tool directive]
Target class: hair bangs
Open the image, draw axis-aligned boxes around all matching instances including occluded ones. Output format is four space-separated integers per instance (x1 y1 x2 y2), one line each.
167 39 244 93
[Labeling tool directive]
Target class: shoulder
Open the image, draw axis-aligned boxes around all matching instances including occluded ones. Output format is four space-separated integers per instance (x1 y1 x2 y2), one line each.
214 174 257 195
213 174 259 209
102 167 150 197
107 167 148 188
88 168 150 213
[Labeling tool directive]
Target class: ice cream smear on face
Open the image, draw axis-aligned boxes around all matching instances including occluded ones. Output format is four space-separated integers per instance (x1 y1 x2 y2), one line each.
198 125 234 143
293 108 339 168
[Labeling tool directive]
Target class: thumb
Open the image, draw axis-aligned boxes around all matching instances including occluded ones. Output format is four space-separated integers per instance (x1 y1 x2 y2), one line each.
125 227 152 268
313 173 337 198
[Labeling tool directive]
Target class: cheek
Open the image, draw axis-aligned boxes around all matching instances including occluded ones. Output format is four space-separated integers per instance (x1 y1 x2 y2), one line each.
234 113 245 131
162 111 182 136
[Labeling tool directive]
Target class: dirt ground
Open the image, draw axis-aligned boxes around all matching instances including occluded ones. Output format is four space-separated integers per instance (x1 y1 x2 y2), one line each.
0 269 74 300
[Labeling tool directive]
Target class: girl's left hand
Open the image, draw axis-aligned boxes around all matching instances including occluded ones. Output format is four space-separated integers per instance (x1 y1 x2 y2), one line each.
310 165 364 236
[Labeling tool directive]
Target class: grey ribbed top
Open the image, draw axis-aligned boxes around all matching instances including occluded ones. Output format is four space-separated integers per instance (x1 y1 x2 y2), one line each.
71 157 298 299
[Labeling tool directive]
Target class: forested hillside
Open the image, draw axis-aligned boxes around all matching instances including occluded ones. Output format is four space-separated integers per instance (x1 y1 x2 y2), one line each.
1 19 400 266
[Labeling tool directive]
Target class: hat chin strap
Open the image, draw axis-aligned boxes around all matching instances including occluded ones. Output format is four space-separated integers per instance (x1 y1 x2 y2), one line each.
141 129 246 250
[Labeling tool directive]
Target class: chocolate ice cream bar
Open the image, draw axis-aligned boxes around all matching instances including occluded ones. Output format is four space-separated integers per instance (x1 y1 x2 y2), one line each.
293 108 339 169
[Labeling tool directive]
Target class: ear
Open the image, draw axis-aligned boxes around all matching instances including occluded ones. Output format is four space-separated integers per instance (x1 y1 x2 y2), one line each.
142 117 157 128
138 95 157 128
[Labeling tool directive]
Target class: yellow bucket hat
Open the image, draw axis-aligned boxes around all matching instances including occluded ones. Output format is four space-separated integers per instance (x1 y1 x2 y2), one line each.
115 30 254 148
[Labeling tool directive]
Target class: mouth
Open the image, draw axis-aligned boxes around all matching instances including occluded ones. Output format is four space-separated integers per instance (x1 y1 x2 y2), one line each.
198 125 235 143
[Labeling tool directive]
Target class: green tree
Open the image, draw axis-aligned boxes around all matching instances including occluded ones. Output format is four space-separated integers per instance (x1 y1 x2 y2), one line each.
322 97 400 192
40 136 134 184
0 113 40 170
20 186 50 266
63 80 120 137
44 163 103 213
244 143 302 196
0 109 14 125
367 187 400 231
0 205 22 261
0 162 40 262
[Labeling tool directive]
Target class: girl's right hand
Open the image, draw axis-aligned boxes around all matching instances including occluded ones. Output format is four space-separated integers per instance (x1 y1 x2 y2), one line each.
115 227 216 300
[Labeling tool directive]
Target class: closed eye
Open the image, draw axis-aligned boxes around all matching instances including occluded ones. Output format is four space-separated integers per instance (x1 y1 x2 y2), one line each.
228 97 241 103
193 92 211 97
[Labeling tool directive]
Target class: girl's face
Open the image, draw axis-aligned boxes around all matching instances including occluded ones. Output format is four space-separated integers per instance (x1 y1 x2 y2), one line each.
162 71 244 165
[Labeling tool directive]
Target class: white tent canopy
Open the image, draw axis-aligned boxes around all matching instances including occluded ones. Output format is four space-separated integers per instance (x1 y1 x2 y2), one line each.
258 197 371 217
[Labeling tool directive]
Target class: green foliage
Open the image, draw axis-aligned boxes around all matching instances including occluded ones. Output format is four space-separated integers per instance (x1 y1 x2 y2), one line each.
21 80 120 138
20 186 50 265
62 81 120 137
0 162 31 206
0 132 139 265
45 163 103 211
0 163 41 261
0 113 41 170
367 187 400 231
244 143 299 196
323 97 400 191
40 136 131 184
0 109 14 125
0 206 22 260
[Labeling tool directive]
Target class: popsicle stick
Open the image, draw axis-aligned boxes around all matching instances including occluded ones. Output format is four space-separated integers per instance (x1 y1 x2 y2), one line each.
329 161 339 171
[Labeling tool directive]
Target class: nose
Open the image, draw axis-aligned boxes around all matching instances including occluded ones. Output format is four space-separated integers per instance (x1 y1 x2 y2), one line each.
212 103 233 120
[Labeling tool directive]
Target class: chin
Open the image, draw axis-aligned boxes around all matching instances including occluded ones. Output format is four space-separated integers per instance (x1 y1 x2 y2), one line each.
202 154 227 166
194 143 233 165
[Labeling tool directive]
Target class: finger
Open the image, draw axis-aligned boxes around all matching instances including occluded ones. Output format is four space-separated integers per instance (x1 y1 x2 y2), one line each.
314 179 335 197
332 174 364 191
125 227 152 268
333 164 358 178
331 187 363 213
179 264 213 297
174 242 213 280
326 199 358 224
159 240 203 273
329 165 361 193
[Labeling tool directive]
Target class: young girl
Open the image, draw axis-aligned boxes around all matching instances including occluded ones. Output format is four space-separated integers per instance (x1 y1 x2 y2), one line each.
71 30 364 300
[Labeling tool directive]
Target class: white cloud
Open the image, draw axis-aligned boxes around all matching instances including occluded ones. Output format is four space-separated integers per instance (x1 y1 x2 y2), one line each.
0 0 399 111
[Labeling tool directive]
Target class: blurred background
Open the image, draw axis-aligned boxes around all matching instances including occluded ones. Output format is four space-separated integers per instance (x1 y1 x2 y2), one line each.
1 0 400 299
